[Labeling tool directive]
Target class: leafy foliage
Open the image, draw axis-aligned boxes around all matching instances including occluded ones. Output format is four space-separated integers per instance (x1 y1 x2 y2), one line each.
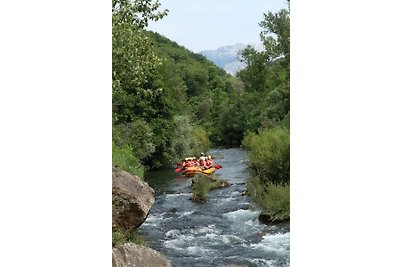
113 119 155 161
247 178 290 221
191 174 212 201
191 174 229 202
112 0 167 28
239 3 290 222
190 125 211 156
239 3 290 179
259 9 290 63
243 127 290 184
234 4 290 135
112 141 144 177
112 228 148 248
145 31 236 146
263 183 290 221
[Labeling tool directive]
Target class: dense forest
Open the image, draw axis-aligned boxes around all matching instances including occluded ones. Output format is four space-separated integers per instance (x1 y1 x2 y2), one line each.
112 0 290 220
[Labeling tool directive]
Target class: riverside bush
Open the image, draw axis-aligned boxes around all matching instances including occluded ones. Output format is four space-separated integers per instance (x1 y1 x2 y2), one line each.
190 125 211 156
113 119 156 162
169 116 211 164
112 229 148 248
242 127 289 184
112 142 144 178
262 183 290 221
246 177 290 221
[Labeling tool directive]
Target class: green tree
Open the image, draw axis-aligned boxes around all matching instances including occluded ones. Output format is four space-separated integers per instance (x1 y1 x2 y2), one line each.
112 0 168 124
112 0 171 172
259 9 290 64
113 119 156 162
238 2 290 221
236 2 290 134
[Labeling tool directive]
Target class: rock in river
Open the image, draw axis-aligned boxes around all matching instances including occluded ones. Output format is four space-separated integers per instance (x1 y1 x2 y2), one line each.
112 166 155 231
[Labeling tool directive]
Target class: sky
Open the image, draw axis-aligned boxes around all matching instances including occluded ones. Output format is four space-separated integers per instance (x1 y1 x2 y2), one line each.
148 0 288 52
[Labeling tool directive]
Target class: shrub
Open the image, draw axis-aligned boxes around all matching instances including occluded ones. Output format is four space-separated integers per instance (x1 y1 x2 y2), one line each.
168 116 211 165
168 115 192 164
262 183 290 221
246 177 290 221
113 119 155 162
189 125 211 156
191 174 229 202
112 141 144 178
242 127 289 184
191 174 212 201
112 229 148 248
246 176 265 201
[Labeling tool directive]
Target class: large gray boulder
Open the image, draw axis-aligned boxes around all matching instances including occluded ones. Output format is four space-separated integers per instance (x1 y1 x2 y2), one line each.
112 243 172 267
112 166 155 231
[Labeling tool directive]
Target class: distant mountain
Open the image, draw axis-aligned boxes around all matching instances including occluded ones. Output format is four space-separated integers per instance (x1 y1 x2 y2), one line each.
200 43 263 75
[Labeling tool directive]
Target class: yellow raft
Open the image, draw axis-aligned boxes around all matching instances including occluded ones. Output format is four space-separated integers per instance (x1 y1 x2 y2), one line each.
183 166 216 177
202 167 216 175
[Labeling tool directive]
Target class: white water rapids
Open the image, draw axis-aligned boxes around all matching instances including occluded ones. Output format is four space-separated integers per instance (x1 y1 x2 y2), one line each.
140 148 290 266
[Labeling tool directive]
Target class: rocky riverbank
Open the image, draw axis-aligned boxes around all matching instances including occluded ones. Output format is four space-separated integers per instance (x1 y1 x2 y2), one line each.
112 166 172 267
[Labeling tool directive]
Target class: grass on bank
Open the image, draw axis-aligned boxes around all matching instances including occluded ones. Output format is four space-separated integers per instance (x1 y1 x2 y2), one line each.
112 228 148 248
112 141 144 178
247 177 290 222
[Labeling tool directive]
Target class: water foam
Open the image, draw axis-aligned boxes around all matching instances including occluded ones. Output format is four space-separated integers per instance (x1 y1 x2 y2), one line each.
178 211 195 218
219 197 235 203
143 212 166 226
224 209 260 223
165 229 195 242
163 239 186 252
203 233 230 244
165 229 180 238
186 246 214 256
195 224 219 235
165 192 192 199
225 234 246 243
248 258 281 267
250 232 290 255
163 230 197 253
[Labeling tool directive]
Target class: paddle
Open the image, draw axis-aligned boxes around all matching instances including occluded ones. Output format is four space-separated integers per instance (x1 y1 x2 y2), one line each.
175 162 185 173
214 164 222 169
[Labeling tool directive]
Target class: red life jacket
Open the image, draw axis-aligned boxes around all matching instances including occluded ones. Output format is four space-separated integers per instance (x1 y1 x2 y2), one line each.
199 159 205 168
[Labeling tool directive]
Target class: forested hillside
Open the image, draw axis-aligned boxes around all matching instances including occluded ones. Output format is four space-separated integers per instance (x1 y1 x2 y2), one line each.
112 0 241 173
145 31 249 145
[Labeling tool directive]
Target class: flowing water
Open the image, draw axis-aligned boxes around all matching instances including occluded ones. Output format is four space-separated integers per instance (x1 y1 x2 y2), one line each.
140 148 290 267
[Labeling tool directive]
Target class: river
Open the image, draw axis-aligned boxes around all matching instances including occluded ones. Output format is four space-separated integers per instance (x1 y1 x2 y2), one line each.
140 148 290 267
